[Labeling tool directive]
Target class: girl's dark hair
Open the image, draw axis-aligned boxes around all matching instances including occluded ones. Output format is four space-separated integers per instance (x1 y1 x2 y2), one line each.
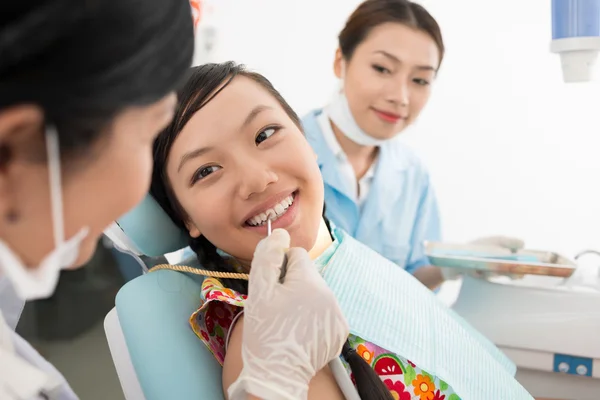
151 62 394 400
0 0 194 158
339 0 445 68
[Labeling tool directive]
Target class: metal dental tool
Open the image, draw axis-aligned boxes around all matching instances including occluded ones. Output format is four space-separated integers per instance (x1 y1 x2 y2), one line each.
267 218 288 283
267 217 272 236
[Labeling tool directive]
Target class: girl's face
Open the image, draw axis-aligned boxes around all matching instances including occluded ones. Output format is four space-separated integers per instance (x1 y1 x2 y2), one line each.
166 76 325 265
335 22 440 139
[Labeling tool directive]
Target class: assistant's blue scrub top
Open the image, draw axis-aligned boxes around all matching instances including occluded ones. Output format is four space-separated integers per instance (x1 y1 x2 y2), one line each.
302 109 442 274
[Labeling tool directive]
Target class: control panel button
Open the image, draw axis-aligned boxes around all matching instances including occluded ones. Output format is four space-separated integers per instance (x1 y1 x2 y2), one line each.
558 362 570 373
576 365 588 376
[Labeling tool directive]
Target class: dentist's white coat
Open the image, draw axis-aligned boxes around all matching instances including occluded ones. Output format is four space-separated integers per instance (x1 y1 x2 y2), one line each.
0 277 78 400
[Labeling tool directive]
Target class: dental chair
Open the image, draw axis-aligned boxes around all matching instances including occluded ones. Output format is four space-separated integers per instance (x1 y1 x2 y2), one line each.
104 195 224 400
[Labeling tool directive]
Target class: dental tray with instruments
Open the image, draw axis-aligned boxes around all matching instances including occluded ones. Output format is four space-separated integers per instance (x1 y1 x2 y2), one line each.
425 241 577 278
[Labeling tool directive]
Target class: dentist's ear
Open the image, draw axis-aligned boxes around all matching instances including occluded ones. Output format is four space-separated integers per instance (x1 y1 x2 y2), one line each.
0 105 44 223
333 48 345 80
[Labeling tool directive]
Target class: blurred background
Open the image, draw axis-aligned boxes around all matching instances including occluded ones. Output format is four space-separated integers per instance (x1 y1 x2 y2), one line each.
23 0 600 398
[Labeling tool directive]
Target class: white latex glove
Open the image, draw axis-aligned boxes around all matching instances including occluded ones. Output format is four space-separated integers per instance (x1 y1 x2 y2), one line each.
228 229 349 400
469 236 525 251
441 236 525 281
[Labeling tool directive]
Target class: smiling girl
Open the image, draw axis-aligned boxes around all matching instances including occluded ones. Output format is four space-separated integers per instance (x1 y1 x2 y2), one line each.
149 63 534 400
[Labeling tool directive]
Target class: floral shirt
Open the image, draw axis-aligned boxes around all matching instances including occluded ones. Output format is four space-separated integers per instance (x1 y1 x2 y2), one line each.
190 278 460 400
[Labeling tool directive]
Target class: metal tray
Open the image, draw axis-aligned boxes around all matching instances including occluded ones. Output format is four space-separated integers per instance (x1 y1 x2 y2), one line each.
425 241 576 278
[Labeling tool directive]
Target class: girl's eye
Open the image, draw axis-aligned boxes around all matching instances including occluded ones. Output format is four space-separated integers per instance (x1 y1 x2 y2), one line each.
192 165 221 184
255 126 279 145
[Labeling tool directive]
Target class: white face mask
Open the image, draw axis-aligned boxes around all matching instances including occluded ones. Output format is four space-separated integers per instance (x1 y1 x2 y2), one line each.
325 89 388 147
0 126 89 301
325 63 391 147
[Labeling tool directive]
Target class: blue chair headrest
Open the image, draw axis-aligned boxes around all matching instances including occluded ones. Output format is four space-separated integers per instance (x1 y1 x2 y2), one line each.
115 194 189 257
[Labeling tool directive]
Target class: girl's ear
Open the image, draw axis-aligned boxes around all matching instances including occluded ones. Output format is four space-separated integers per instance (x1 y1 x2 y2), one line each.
185 219 201 238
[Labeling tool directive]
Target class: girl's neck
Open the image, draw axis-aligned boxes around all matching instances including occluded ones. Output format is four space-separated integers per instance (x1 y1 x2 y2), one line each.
308 218 334 260
237 218 333 271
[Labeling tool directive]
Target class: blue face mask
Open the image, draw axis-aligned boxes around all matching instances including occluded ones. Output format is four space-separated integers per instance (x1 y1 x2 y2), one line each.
325 90 388 147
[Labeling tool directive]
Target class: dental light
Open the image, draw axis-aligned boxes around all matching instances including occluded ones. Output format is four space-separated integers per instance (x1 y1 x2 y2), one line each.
551 0 600 83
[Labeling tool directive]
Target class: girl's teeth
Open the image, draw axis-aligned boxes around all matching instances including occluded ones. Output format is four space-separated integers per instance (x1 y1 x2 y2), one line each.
247 195 294 226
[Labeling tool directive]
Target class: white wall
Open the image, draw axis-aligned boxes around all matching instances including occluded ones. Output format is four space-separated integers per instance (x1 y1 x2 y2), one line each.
198 0 600 258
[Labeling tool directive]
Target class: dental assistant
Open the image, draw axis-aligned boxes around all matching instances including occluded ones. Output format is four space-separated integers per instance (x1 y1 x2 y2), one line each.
304 0 525 289
303 0 448 289
0 2 349 399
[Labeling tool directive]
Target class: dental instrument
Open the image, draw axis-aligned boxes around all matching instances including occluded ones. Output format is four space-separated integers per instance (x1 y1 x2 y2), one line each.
267 218 289 283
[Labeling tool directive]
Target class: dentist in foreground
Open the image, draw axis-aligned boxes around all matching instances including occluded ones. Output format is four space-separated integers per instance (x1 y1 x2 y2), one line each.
0 1 348 399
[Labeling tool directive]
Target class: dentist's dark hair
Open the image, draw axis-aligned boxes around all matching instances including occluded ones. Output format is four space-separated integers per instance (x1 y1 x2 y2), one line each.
0 0 194 158
151 62 394 400
339 0 445 68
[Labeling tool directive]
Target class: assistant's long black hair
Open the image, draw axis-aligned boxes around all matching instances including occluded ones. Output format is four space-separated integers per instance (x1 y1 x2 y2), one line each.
151 62 393 400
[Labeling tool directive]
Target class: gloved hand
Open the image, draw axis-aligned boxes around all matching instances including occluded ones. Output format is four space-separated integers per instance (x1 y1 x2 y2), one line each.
469 235 525 251
440 235 526 281
228 229 349 400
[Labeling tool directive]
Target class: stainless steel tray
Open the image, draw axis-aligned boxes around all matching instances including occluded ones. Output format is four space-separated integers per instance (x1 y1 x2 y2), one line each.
425 241 576 278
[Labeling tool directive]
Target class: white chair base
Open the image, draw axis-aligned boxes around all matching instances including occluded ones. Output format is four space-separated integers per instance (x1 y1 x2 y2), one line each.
104 307 145 400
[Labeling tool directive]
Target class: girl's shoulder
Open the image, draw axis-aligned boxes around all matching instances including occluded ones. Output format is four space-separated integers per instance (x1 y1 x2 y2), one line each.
190 278 247 365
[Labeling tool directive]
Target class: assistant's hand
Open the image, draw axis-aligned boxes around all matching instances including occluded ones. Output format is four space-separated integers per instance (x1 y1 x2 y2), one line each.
441 236 526 281
228 229 349 400
469 235 524 252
